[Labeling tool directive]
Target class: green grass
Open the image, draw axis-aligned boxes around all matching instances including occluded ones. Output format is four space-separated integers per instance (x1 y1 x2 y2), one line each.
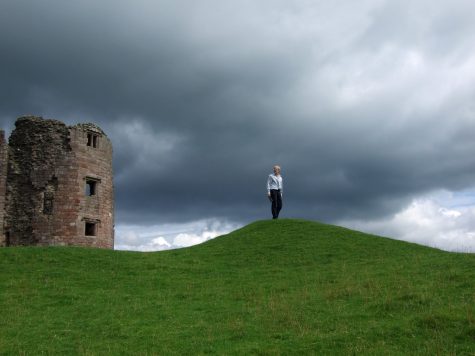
1 219 475 355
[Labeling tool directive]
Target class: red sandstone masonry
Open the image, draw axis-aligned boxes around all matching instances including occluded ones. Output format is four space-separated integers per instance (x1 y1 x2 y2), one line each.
0 116 114 249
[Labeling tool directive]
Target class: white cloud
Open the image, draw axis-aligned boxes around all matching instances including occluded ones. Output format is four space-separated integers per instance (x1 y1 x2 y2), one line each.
114 219 239 252
172 231 221 248
339 190 475 253
115 236 171 252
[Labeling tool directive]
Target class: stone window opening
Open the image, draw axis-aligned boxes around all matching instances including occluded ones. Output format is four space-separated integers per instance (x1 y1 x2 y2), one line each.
43 176 58 214
85 222 96 236
86 180 96 196
87 133 99 148
85 177 100 196
43 191 54 214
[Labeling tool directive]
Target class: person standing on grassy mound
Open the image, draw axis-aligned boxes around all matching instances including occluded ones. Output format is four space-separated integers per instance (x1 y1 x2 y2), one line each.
267 165 283 219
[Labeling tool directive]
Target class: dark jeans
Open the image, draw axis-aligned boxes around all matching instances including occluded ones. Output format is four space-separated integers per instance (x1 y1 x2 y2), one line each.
270 189 282 219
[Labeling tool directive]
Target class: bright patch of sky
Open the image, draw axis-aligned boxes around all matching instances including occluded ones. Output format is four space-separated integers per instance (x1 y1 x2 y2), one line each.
115 219 240 252
339 189 475 253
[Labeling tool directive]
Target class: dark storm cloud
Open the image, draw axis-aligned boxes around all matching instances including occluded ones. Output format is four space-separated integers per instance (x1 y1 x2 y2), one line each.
1 0 475 227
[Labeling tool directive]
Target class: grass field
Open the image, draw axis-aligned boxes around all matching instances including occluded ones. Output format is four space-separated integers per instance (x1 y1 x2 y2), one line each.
1 219 475 354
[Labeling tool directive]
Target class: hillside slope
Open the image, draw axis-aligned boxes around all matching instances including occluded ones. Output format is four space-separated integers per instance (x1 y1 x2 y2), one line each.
1 219 474 354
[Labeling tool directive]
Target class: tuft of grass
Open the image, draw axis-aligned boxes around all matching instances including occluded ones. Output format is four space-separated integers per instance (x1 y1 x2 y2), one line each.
1 219 474 354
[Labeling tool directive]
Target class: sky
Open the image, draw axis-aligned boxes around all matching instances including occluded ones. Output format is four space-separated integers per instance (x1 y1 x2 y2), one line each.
1 0 475 252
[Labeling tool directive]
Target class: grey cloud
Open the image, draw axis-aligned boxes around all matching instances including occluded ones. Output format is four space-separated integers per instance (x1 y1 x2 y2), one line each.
1 0 475 228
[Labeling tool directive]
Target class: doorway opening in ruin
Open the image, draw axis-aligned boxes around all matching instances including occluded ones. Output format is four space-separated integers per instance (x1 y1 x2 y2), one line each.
85 222 96 236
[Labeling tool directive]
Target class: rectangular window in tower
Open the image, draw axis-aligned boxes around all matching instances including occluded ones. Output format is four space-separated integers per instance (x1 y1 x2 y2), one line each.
85 180 97 196
87 132 99 148
85 222 96 236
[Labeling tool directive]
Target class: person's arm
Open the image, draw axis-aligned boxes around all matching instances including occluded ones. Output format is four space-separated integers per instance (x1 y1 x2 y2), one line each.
281 178 283 196
267 175 272 196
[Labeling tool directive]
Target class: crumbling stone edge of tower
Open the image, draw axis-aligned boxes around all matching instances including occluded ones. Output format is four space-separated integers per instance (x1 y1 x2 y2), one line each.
0 115 114 249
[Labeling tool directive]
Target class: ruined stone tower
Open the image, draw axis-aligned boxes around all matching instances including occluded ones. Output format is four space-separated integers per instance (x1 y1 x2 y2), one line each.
0 116 114 249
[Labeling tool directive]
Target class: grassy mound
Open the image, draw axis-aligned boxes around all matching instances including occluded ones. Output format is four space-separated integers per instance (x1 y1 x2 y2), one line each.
1 219 474 354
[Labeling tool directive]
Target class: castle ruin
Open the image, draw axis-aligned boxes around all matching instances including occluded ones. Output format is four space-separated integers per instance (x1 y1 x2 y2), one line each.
0 116 114 249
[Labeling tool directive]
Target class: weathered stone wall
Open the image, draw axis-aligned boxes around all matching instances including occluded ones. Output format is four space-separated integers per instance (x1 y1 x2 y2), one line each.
0 130 7 246
5 117 72 245
3 116 114 248
68 124 114 248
